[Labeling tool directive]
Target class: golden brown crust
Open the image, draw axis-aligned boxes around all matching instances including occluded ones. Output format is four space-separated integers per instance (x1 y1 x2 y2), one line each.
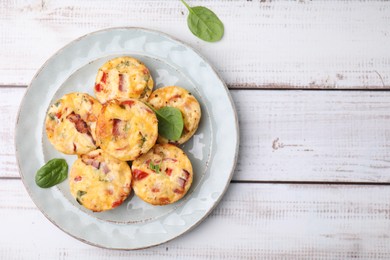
95 98 158 161
131 144 193 205
45 92 102 155
69 149 132 212
147 86 201 144
94 56 154 103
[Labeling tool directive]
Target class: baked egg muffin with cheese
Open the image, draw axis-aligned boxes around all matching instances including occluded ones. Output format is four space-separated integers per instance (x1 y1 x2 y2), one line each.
95 98 158 161
147 86 201 144
69 149 132 212
45 92 102 155
131 144 193 205
94 56 154 103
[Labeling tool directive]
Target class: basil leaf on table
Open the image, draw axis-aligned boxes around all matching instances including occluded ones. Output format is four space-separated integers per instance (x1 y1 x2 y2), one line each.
180 0 224 42
35 158 68 188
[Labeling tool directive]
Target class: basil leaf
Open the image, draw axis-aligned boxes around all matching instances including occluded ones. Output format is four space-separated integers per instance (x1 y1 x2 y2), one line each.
145 103 184 141
181 0 224 42
35 158 68 188
155 107 184 141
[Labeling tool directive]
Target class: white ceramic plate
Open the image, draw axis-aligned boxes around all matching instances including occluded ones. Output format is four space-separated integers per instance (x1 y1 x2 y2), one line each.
15 27 239 249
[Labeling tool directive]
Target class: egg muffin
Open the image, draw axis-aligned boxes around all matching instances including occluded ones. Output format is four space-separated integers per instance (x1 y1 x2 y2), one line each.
69 149 132 212
45 92 102 155
94 56 154 103
95 98 158 161
131 144 193 205
147 86 201 144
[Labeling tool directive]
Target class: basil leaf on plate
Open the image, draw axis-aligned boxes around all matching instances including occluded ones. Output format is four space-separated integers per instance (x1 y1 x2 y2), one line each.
180 0 224 42
35 158 68 188
155 107 184 141
146 103 184 141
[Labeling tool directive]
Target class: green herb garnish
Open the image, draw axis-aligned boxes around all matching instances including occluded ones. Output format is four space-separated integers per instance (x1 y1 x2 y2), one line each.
149 162 161 173
35 158 68 188
139 132 147 148
48 113 55 120
146 104 184 141
155 107 184 141
77 190 87 197
76 190 87 205
180 0 224 42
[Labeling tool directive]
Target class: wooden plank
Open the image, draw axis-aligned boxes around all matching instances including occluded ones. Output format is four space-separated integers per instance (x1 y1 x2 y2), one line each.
233 89 390 182
0 0 389 88
0 87 24 178
4 87 390 182
2 180 390 258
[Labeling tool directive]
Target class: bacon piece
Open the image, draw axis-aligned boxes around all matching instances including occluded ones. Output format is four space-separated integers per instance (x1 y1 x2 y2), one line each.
91 160 100 169
151 187 160 193
115 145 129 151
112 200 122 208
173 188 184 194
74 176 82 182
82 158 100 170
101 71 108 84
100 162 110 174
143 68 149 74
121 100 134 107
133 169 149 181
165 167 172 176
94 83 103 92
82 158 93 165
73 143 77 152
112 118 129 139
163 158 178 163
177 177 186 189
112 119 122 136
56 111 62 119
182 169 191 180
118 73 125 92
67 112 90 135
176 169 191 190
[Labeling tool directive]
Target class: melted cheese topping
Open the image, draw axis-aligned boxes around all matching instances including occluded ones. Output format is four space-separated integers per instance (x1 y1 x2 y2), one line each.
132 144 193 205
69 149 132 212
96 98 158 161
45 92 102 155
94 56 154 103
147 86 201 144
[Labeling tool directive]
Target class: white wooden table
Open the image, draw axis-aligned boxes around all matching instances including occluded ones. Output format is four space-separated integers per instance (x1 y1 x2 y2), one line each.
2 0 390 258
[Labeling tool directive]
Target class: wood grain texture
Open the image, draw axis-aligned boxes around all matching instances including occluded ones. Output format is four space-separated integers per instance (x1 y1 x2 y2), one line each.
4 87 390 182
0 0 389 88
2 180 390 259
0 87 24 179
234 89 390 182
